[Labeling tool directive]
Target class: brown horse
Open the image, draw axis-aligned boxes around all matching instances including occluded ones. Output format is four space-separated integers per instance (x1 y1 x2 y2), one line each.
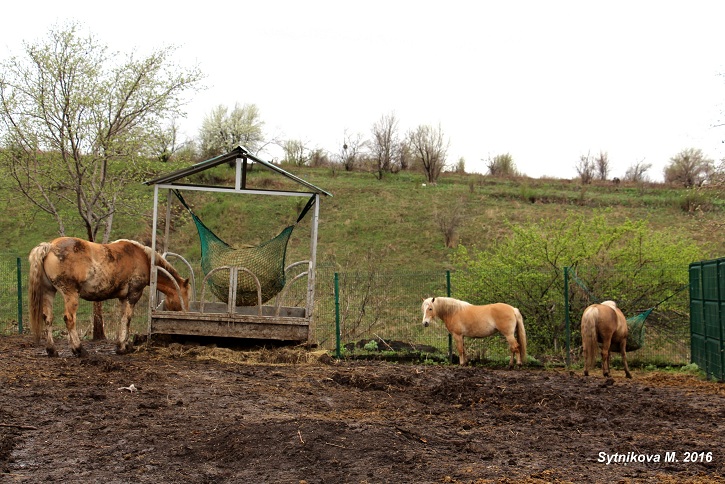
422 297 527 367
581 300 632 379
28 237 190 357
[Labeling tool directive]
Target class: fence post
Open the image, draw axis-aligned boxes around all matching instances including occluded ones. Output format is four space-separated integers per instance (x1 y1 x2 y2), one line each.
564 266 570 368
334 272 341 358
446 270 452 363
16 257 23 334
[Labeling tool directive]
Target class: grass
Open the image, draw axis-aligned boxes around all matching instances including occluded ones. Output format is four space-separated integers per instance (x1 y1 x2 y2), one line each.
1 163 723 367
1 164 724 272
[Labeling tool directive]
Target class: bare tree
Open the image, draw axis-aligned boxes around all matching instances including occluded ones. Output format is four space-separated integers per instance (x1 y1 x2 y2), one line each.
435 199 465 248
409 124 449 184
595 151 610 181
0 22 203 338
147 119 196 163
282 139 308 166
338 130 366 171
576 153 595 184
308 148 330 167
664 148 714 187
398 139 413 171
624 159 652 182
370 112 400 180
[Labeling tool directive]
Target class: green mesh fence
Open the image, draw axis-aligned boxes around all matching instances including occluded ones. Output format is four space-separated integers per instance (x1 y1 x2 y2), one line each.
1 256 693 367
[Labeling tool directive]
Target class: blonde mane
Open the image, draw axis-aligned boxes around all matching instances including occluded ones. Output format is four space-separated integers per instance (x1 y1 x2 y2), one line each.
431 296 470 319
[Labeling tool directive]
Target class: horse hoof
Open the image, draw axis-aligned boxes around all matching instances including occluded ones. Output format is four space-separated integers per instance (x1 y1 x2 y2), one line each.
73 347 88 358
46 348 59 357
625 373 633 379
116 344 134 355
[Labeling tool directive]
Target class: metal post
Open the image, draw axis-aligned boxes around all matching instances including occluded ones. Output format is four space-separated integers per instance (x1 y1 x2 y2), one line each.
306 194 321 327
334 272 341 358
16 257 23 334
718 260 724 381
446 270 452 363
564 266 571 368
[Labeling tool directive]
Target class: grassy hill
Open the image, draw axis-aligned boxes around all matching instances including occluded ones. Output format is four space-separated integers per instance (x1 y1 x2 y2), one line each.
1 163 724 272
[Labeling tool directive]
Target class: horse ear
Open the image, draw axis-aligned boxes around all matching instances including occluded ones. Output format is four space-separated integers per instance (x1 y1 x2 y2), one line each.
431 297 435 303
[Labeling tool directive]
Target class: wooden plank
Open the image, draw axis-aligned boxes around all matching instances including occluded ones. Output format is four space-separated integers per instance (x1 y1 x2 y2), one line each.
150 317 308 341
185 302 306 318
151 311 309 326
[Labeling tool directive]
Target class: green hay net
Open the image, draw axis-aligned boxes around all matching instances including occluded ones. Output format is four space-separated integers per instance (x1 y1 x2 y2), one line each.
610 308 652 353
175 190 315 306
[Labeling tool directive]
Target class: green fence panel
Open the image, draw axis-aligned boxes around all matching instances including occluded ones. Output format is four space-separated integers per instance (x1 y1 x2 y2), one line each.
689 258 725 381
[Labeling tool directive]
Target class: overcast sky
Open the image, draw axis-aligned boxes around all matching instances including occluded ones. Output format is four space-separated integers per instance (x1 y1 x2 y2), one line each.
2 1 724 180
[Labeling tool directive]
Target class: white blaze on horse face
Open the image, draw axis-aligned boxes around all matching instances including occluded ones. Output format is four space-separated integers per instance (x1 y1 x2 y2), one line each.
422 298 435 327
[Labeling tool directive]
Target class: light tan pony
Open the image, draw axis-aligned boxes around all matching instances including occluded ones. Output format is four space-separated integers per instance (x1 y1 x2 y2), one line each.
422 297 527 367
28 237 190 357
581 300 632 379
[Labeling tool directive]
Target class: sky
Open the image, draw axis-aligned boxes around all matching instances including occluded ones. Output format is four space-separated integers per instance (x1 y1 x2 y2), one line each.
2 1 724 181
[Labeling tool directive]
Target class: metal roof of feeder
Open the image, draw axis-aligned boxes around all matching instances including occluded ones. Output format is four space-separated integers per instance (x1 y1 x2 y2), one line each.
144 145 332 197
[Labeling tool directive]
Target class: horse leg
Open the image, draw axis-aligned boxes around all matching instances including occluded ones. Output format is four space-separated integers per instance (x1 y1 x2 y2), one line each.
42 290 58 357
62 293 87 357
620 346 632 379
600 339 611 377
116 299 135 355
453 333 467 366
504 333 521 369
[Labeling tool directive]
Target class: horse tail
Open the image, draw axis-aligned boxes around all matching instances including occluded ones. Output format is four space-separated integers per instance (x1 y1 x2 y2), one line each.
514 308 527 363
581 306 599 371
28 242 52 344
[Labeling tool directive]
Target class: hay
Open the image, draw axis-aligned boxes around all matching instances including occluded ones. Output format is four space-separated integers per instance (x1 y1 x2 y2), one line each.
144 342 332 366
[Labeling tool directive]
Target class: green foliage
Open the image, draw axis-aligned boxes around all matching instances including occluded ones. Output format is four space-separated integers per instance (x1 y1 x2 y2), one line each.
198 103 265 159
450 211 704 353
0 22 204 241
363 340 379 351
486 153 519 177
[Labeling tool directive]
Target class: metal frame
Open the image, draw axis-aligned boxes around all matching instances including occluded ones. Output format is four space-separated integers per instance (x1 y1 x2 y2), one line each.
143 146 330 342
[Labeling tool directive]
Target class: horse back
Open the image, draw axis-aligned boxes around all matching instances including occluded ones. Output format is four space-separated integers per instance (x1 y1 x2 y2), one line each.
43 237 150 299
457 302 517 337
586 303 627 342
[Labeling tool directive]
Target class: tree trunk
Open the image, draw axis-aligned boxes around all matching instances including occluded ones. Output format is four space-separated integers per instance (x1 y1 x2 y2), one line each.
92 301 105 340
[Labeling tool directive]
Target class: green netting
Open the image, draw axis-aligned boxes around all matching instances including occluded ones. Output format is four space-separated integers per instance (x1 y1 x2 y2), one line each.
611 308 652 353
175 190 314 306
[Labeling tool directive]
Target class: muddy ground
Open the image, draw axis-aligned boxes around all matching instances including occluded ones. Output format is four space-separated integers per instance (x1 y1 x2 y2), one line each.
0 335 723 484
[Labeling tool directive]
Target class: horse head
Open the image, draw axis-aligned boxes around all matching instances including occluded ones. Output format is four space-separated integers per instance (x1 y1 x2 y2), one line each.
164 277 191 312
421 297 436 327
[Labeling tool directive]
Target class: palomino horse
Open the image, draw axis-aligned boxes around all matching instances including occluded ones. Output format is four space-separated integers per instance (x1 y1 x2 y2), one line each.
28 237 190 357
422 297 527 367
581 300 632 379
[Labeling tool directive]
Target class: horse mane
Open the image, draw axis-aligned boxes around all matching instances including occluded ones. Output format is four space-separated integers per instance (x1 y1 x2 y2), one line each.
433 297 470 319
113 239 184 281
600 300 617 310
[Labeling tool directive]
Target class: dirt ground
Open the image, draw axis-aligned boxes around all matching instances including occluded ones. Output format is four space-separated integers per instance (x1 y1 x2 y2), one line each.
0 335 723 484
